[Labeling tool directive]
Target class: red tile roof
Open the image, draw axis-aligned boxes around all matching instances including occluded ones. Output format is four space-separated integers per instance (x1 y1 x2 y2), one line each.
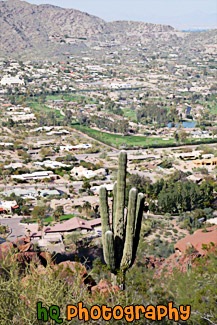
45 217 92 233
12 205 19 209
87 218 102 227
87 216 112 227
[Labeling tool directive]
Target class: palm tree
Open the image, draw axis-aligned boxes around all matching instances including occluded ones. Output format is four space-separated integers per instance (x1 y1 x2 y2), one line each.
53 206 64 223
37 219 44 239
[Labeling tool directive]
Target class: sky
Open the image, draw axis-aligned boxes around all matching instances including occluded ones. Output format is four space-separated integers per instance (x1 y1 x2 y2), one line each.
25 0 217 29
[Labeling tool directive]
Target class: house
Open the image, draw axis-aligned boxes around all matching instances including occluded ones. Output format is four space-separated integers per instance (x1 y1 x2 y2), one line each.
1 76 25 87
87 218 102 235
34 160 70 169
175 151 201 160
46 130 70 136
186 175 202 183
0 142 13 147
91 184 114 195
193 158 217 167
206 217 217 225
4 163 23 169
30 126 54 133
25 224 42 240
86 217 112 235
60 144 92 151
202 154 214 159
26 217 106 242
45 217 92 235
11 171 57 181
3 188 61 199
11 114 36 122
71 166 97 179
0 201 19 213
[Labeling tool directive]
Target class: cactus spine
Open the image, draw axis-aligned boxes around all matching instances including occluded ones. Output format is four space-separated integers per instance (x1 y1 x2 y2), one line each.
99 151 144 288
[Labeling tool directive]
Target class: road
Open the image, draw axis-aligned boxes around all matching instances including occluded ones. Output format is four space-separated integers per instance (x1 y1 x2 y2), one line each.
0 179 110 193
0 217 26 241
0 181 83 191
75 142 217 160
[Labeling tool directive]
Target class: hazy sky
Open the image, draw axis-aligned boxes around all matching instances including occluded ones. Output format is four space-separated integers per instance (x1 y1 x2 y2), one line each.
26 0 217 29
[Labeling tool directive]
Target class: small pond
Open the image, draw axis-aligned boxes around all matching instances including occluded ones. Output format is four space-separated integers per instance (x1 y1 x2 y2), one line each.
167 121 196 128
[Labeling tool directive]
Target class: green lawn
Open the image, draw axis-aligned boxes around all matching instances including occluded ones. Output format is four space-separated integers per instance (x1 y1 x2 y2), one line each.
72 124 217 149
59 214 75 221
210 105 217 114
45 94 85 102
44 214 75 224
27 101 64 120
22 214 77 225
72 124 175 148
122 108 137 121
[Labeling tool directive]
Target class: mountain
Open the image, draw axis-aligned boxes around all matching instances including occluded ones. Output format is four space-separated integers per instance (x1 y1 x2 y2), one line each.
0 0 216 60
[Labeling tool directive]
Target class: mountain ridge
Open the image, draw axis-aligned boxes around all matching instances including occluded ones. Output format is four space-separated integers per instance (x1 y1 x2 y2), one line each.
0 0 216 60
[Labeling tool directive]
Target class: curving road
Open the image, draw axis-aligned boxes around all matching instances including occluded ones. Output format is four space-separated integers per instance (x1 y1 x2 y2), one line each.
0 217 26 241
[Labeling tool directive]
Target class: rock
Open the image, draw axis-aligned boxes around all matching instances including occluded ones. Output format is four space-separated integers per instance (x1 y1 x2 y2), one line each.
39 252 54 267
14 252 40 266
53 261 96 288
143 255 164 269
0 241 13 258
91 279 119 296
18 242 34 253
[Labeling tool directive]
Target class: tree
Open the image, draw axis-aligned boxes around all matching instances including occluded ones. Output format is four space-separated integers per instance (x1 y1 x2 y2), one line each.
64 110 72 124
31 206 47 220
174 131 179 142
83 201 91 216
82 180 91 193
7 118 14 128
53 206 64 222
21 205 30 216
78 113 89 126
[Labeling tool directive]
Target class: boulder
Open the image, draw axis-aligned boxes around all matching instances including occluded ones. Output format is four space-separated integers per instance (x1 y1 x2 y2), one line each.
0 241 13 258
53 261 96 288
91 279 119 296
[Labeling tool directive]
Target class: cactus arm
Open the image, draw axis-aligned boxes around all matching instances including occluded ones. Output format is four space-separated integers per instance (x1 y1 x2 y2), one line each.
112 182 117 233
99 186 110 249
134 193 145 237
131 193 145 266
104 230 116 272
114 150 127 266
121 188 138 270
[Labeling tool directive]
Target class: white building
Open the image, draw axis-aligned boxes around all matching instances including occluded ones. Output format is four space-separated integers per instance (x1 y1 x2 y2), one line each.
71 166 97 179
4 163 23 169
60 143 92 151
0 200 18 213
11 171 56 181
34 160 70 169
1 76 25 87
3 188 61 199
11 113 36 122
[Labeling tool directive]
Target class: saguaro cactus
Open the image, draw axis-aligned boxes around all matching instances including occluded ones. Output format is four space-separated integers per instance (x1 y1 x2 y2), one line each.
99 151 144 289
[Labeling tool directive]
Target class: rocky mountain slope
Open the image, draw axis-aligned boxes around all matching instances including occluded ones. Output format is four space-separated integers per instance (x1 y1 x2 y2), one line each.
0 0 216 59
